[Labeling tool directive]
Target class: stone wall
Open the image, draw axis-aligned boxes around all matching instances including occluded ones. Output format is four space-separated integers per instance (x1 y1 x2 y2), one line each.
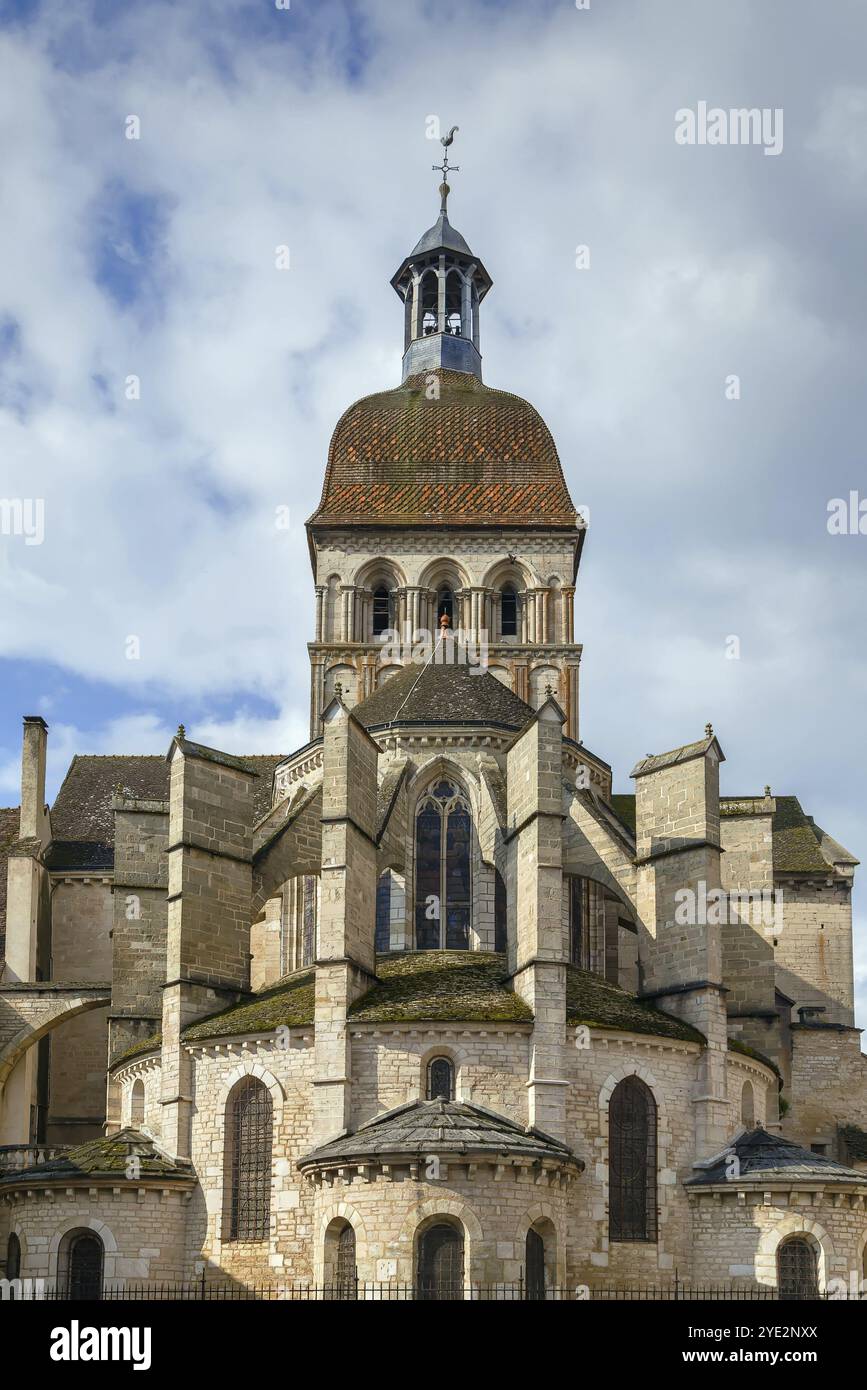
46 879 113 1143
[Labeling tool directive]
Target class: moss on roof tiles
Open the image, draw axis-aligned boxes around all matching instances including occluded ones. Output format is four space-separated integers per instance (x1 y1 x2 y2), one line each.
112 1033 162 1066
350 951 532 1024
182 967 316 1042
727 1037 781 1077
771 796 833 873
565 967 705 1044
0 1128 190 1186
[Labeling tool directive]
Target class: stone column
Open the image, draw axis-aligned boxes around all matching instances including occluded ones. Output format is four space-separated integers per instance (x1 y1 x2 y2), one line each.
314 705 380 1142
506 699 568 1138
562 586 575 643
437 255 446 332
314 585 326 642
632 732 730 1154
160 736 258 1159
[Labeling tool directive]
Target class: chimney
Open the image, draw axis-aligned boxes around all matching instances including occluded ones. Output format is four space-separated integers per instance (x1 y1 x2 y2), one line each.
20 715 48 842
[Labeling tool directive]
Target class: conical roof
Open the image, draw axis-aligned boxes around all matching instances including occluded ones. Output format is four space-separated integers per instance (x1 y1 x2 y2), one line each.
298 1098 583 1171
410 211 473 258
686 1127 867 1187
351 661 535 732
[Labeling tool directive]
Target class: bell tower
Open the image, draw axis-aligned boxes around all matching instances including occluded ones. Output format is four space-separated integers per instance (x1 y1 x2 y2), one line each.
390 130 492 382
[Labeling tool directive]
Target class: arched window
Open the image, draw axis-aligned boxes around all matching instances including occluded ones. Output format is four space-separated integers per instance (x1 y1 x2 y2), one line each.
494 869 507 953
420 269 438 336
609 1076 658 1242
372 586 390 637
567 875 590 969
6 1232 21 1282
130 1078 145 1127
445 269 463 336
777 1236 819 1299
227 1077 273 1241
415 780 471 950
741 1080 755 1128
417 1223 464 1300
437 589 454 626
335 1224 357 1300
427 1057 454 1101
501 586 518 637
525 1228 546 1301
375 870 392 953
301 874 317 967
59 1229 104 1301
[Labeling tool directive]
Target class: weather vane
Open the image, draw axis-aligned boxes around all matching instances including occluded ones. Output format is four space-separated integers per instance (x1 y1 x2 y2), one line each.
433 125 460 214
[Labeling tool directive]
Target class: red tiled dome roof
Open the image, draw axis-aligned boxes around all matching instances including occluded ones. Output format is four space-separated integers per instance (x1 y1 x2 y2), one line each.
308 370 576 527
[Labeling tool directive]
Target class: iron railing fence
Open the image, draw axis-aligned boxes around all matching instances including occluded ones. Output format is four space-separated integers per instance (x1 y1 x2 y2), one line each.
4 1278 860 1302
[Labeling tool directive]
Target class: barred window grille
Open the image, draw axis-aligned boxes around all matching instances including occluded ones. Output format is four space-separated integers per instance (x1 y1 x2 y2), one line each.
427 1057 453 1101
609 1075 657 1242
777 1237 818 1299
229 1078 273 1241
335 1224 357 1299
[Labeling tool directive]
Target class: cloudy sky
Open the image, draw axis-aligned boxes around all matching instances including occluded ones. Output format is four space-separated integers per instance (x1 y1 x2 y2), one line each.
1 0 865 1019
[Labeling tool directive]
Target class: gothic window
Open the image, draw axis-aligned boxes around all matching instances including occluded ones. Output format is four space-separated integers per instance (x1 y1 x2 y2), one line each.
494 869 507 953
525 1228 546 1301
427 1057 454 1101
609 1076 658 1242
568 875 590 969
130 1078 145 1127
6 1232 21 1282
59 1230 103 1301
228 1077 273 1241
437 588 454 626
414 780 471 951
375 870 392 953
741 1080 755 1128
501 586 518 637
301 875 317 967
417 1223 464 1300
777 1237 818 1299
372 586 390 636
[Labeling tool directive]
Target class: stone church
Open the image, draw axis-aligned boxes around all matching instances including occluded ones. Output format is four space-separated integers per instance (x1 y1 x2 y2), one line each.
1 173 866 1300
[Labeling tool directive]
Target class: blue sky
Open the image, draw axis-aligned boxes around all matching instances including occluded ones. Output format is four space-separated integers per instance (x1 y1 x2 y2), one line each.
1 0 866 1019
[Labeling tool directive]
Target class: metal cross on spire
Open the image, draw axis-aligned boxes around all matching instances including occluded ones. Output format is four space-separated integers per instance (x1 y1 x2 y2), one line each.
433 125 460 214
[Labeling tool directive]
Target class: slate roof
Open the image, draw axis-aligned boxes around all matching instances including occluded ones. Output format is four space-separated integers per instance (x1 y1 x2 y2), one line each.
770 796 857 874
410 211 473 258
0 1128 193 1188
116 951 710 1057
631 733 722 779
308 369 578 528
565 966 705 1044
686 1127 867 1187
351 662 535 732
0 806 19 960
349 951 532 1024
45 752 286 872
297 1098 583 1171
605 793 856 877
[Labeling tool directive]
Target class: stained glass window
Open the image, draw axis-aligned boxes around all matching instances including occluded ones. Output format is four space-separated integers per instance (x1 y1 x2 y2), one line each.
414 782 472 950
